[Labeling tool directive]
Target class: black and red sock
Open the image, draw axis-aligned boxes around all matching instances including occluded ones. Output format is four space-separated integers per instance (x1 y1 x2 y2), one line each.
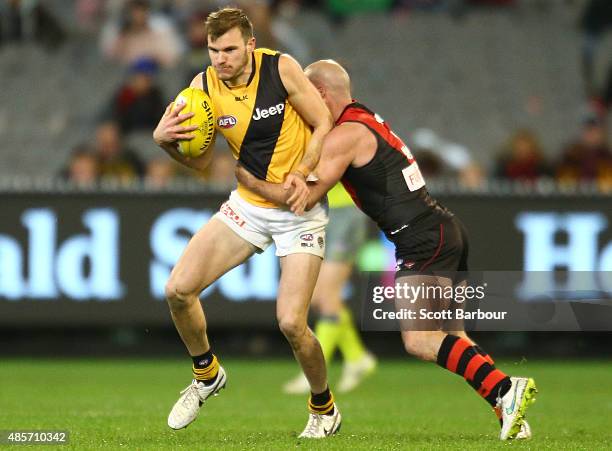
474 345 495 366
473 344 504 424
437 335 510 407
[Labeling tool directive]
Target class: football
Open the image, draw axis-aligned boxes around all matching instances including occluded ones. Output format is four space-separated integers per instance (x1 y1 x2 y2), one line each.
173 87 216 158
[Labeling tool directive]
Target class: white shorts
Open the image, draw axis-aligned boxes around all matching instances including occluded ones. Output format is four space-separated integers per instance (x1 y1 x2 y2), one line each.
214 190 329 258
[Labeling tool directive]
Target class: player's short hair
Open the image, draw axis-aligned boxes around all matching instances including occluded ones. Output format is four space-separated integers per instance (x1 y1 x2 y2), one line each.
206 7 253 42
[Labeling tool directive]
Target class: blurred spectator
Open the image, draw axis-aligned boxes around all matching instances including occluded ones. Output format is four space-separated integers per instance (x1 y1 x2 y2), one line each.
325 0 393 24
0 0 24 44
412 148 445 178
94 121 145 183
236 0 277 49
494 129 551 182
411 128 484 187
100 0 184 67
145 156 178 188
458 162 485 188
464 0 515 5
601 64 612 113
392 0 448 11
105 57 166 134
183 10 211 84
392 0 515 17
271 0 311 63
555 116 612 191
0 0 66 50
75 0 106 34
580 0 612 106
182 2 307 68
60 144 100 187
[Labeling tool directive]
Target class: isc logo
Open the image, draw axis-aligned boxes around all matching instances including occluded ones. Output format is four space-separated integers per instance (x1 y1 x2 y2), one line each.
218 115 237 129
252 103 285 121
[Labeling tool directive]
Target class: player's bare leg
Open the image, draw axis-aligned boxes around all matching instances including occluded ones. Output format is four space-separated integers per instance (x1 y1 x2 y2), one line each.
166 218 256 429
277 253 327 393
277 253 341 438
396 274 536 440
283 261 348 393
166 218 256 354
284 261 376 394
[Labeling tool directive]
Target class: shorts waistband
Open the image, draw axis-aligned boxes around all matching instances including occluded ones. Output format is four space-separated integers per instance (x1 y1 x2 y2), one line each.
384 205 453 239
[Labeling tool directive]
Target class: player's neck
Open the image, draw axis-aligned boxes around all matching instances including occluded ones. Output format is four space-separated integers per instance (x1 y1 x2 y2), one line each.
330 99 353 123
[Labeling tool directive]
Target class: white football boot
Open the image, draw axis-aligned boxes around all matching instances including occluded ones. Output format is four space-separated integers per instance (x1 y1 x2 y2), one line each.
167 366 227 430
495 406 532 440
498 376 537 440
283 372 310 395
515 420 532 439
298 404 342 439
337 352 377 393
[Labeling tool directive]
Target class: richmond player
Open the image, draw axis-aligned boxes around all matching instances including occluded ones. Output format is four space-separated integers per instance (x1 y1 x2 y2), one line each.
236 60 537 441
153 9 340 438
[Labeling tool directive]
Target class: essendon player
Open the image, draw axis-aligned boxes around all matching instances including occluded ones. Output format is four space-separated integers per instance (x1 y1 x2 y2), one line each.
236 60 537 441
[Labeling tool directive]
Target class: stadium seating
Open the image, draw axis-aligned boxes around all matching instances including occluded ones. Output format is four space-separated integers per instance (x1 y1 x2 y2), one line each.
0 3 610 177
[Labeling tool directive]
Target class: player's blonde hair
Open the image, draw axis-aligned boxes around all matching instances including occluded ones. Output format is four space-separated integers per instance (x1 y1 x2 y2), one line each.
205 7 253 42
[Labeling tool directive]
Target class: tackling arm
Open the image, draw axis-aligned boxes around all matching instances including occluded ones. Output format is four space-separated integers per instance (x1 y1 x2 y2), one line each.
236 124 360 213
235 163 290 206
304 124 360 210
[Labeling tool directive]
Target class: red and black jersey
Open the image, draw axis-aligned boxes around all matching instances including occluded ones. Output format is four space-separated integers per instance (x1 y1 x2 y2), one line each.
338 102 451 236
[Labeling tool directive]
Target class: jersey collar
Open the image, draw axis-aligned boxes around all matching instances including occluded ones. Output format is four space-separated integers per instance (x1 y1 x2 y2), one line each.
336 100 359 125
222 53 257 90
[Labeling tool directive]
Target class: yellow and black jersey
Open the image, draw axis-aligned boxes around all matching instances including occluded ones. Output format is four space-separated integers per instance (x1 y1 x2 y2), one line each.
204 48 312 207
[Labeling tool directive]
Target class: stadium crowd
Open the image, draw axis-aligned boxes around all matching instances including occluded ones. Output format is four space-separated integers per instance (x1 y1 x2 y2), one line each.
0 0 610 191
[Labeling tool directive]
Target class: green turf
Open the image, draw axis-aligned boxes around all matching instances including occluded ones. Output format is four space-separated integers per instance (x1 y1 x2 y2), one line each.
0 358 610 450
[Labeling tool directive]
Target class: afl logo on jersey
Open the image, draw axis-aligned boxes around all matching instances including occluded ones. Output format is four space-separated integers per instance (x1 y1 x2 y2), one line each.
218 115 237 129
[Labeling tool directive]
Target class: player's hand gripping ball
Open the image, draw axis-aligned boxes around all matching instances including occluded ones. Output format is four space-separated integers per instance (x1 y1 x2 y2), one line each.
173 87 216 158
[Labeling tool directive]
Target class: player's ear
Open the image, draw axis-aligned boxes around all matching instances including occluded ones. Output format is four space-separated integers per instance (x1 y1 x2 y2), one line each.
246 36 256 52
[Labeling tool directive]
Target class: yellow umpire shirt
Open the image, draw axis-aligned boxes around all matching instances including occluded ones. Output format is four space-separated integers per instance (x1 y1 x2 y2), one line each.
204 48 312 207
327 183 354 209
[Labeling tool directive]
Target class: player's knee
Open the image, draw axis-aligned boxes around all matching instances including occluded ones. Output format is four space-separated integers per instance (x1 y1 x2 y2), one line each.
402 332 430 359
165 278 198 308
277 314 307 341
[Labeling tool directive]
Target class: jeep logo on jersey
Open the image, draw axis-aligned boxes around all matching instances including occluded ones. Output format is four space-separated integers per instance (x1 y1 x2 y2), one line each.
218 115 237 129
252 103 285 121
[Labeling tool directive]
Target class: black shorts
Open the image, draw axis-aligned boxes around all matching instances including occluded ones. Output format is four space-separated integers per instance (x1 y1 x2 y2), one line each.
391 212 469 277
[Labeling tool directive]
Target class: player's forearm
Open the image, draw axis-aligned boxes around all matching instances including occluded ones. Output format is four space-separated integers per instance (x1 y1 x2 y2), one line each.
252 180 288 206
235 165 288 206
158 141 191 168
295 121 332 177
305 182 331 211
158 141 211 173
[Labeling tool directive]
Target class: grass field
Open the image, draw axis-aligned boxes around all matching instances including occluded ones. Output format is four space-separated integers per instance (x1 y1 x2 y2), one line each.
1 358 610 450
